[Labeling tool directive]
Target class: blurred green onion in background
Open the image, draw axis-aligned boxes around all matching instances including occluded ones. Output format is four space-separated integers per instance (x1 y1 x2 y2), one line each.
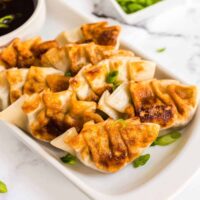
116 0 162 14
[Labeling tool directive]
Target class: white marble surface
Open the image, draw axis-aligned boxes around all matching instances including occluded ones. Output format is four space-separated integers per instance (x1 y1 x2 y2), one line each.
1 0 200 199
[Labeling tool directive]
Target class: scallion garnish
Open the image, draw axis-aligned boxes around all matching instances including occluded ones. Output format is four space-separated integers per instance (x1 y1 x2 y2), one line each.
65 71 72 77
133 154 150 168
151 131 181 146
156 47 166 53
0 180 7 193
0 15 15 29
106 71 118 84
116 0 162 14
60 154 76 165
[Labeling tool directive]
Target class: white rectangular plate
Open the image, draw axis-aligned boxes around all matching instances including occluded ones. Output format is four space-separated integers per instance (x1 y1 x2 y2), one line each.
1 0 200 199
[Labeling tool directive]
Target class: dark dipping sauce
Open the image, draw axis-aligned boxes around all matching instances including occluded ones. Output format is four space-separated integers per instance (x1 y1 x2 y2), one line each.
0 0 37 36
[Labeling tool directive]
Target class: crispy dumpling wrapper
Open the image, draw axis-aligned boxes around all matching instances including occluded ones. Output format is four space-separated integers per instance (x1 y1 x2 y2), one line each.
0 95 28 131
98 90 120 119
56 28 83 46
51 118 160 173
41 42 132 74
0 37 58 69
99 79 199 130
1 66 64 110
50 127 77 155
106 83 131 113
69 57 156 101
6 68 29 103
22 90 103 142
69 65 98 101
0 70 10 110
56 21 121 49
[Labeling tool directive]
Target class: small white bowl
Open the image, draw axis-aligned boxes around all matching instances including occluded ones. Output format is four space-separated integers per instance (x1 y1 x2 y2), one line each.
96 0 184 24
0 0 46 47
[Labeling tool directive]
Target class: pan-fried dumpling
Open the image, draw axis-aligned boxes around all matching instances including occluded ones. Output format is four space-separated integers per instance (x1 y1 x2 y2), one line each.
69 65 98 101
83 59 112 96
0 37 58 69
106 83 134 116
41 42 127 74
72 57 155 100
51 118 160 173
6 66 63 104
56 28 83 46
0 71 10 110
127 60 156 82
130 79 198 129
46 74 69 92
80 22 121 49
6 68 29 103
56 21 121 49
0 95 28 130
0 37 40 68
108 49 135 58
98 90 120 119
40 47 70 72
101 79 198 130
23 66 63 95
67 42 115 74
22 90 103 142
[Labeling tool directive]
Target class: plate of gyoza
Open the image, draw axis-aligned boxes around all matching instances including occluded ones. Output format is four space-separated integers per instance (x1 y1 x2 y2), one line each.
0 0 199 199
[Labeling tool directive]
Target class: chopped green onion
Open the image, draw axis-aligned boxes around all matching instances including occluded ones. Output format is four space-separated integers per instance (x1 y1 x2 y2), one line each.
0 15 15 29
0 180 7 193
106 71 118 84
60 154 76 165
65 71 72 77
116 0 162 14
133 154 150 168
156 47 166 53
127 3 144 13
0 24 8 28
152 131 181 146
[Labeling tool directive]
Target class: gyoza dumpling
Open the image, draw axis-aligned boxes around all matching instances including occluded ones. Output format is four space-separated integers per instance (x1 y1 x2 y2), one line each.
83 59 112 96
98 90 120 119
0 37 58 68
23 66 63 95
0 95 28 130
82 57 156 98
69 65 98 101
51 118 160 173
41 42 119 74
102 79 199 130
130 79 198 129
0 71 10 110
40 47 70 72
106 83 134 117
66 42 115 74
6 68 29 103
6 66 63 103
56 28 83 46
56 21 121 49
22 90 103 142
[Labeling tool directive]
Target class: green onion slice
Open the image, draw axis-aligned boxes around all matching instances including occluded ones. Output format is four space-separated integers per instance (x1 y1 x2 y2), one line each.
60 154 76 165
133 154 150 168
0 180 7 193
106 71 118 84
65 71 72 77
152 131 181 146
156 47 166 53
